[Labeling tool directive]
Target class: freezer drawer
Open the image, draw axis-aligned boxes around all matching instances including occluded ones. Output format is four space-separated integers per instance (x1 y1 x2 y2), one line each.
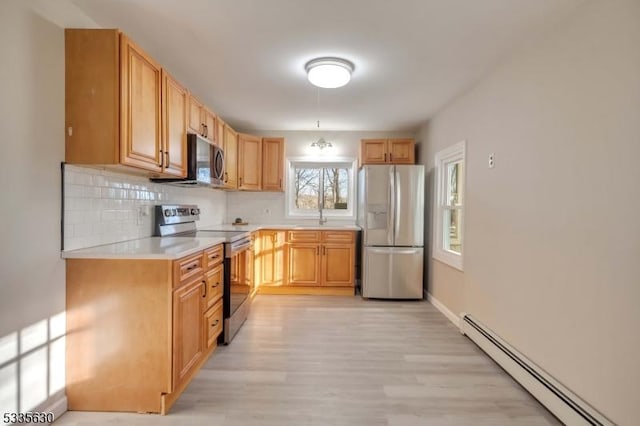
362 247 423 299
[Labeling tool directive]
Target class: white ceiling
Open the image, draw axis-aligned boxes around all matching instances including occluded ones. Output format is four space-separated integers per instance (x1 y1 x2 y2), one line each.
63 0 585 132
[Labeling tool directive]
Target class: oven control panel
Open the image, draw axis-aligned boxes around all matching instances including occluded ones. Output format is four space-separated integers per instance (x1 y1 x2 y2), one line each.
155 204 200 226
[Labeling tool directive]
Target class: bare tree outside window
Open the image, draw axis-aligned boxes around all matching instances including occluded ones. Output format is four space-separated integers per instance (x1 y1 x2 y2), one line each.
293 166 349 211
294 168 320 208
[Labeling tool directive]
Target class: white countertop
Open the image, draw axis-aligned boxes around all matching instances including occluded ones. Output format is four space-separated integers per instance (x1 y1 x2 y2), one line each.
62 236 226 260
201 223 362 232
62 224 360 260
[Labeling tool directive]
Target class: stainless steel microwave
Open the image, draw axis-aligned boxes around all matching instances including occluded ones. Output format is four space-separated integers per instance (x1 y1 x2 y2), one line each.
151 134 224 187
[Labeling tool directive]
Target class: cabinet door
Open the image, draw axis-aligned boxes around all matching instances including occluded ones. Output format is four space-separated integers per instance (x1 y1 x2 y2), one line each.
188 95 204 135
238 133 262 190
261 231 285 286
172 278 204 389
322 244 355 287
360 139 388 165
162 71 187 177
204 109 217 144
216 117 225 149
120 34 162 173
388 139 415 164
205 263 224 309
287 243 320 286
262 137 284 191
203 300 223 350
223 125 238 189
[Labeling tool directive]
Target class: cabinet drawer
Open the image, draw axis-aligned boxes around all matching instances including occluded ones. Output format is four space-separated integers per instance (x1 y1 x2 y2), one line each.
287 230 321 243
174 252 204 287
204 244 224 270
322 231 355 243
204 299 223 349
205 263 224 308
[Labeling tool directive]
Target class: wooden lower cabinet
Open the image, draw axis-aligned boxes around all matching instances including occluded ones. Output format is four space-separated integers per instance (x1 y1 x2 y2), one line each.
256 230 286 289
173 278 205 387
258 230 355 296
322 243 355 286
65 244 224 415
287 243 321 286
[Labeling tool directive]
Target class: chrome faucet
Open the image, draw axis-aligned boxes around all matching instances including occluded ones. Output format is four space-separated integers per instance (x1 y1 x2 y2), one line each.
319 201 327 225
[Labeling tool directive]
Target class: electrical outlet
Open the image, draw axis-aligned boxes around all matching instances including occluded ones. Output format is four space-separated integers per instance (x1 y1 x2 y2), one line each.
137 206 149 225
488 153 495 169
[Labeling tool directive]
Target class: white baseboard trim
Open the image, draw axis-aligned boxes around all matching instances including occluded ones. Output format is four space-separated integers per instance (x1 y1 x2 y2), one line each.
25 393 67 425
426 292 460 328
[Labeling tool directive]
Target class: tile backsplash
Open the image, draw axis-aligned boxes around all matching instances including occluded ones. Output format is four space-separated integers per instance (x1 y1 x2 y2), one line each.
63 165 227 251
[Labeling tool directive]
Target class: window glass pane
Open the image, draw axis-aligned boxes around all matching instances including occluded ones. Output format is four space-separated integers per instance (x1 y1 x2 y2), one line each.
293 168 320 209
322 167 349 210
446 161 464 207
443 208 462 254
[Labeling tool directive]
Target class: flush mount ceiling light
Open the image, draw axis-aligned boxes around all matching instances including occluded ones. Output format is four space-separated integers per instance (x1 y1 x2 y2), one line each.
305 57 354 88
310 137 332 150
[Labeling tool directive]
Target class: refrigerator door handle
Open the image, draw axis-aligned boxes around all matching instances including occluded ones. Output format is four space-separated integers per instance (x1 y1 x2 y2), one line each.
394 168 400 243
388 166 395 245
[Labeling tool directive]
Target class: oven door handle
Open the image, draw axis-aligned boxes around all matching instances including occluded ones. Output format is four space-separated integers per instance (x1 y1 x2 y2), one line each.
227 240 251 257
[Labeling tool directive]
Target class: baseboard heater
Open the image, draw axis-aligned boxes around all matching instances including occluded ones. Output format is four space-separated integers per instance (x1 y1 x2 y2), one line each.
460 314 614 426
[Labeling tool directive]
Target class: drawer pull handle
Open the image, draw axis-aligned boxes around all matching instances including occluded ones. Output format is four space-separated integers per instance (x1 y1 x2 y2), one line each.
209 254 220 259
202 280 207 298
185 263 198 272
212 320 219 327
211 281 220 288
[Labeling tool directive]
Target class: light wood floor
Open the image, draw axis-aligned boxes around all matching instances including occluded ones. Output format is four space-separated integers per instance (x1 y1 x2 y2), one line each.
55 295 560 425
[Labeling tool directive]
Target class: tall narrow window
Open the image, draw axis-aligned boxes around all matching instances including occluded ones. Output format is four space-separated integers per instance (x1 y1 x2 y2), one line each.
287 159 356 219
433 141 465 270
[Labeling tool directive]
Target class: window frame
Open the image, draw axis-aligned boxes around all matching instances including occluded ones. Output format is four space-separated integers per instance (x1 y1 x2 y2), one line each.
285 157 357 220
433 141 466 271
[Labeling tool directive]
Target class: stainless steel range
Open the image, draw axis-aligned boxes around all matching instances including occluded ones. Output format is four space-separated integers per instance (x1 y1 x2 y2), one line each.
154 204 252 344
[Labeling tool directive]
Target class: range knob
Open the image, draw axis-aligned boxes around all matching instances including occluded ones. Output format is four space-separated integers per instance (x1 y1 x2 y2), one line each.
163 209 171 217
191 208 200 215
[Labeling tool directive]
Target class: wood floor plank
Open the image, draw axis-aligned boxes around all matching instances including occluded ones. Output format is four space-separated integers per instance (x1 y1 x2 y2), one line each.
55 295 560 426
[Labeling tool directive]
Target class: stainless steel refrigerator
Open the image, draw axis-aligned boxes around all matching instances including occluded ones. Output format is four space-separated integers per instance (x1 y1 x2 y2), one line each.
358 165 424 299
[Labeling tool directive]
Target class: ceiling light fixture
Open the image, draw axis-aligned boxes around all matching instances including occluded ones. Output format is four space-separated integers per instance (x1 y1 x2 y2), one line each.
310 137 332 150
305 57 354 88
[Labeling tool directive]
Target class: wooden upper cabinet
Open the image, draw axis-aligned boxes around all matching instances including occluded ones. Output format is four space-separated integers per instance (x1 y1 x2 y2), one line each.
204 109 217 145
360 139 388 164
360 138 415 165
388 139 415 164
162 70 188 177
223 125 238 189
216 117 225 151
187 96 216 144
120 34 163 173
262 137 285 191
187 95 204 136
65 29 187 177
238 133 262 191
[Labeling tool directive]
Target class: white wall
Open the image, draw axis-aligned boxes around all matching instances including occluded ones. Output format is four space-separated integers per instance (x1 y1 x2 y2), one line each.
0 0 67 416
227 130 415 224
418 1 640 424
64 166 227 250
